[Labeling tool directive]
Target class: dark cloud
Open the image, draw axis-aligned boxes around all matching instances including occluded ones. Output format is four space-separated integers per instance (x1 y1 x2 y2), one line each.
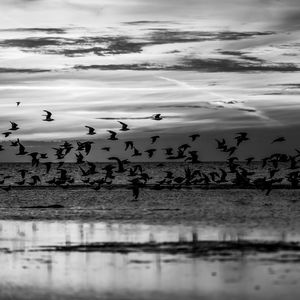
74 58 299 72
218 50 264 63
0 28 67 34
74 64 158 70
158 104 222 110
149 30 274 44
123 20 174 25
0 30 275 58
181 58 300 72
237 108 257 113
0 67 51 73
96 116 179 120
0 36 146 56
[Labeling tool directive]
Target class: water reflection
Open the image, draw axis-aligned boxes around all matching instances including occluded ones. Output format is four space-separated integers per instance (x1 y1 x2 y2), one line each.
0 220 299 300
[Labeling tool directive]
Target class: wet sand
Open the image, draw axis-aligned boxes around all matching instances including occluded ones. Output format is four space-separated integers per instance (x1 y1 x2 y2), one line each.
0 188 300 299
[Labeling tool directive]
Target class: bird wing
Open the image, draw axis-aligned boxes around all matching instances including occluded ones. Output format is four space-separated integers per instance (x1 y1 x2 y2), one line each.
43 110 52 118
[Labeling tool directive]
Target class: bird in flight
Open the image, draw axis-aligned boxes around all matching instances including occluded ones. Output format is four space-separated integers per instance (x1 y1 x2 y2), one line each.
150 136 160 144
85 126 96 135
9 122 19 131
118 121 129 131
152 114 163 121
235 132 249 146
107 130 118 140
2 132 11 138
43 110 54 121
16 101 21 106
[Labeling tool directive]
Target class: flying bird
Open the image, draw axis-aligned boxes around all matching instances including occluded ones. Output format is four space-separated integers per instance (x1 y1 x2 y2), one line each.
16 101 21 106
2 132 11 138
43 110 54 121
150 136 160 144
9 122 19 131
152 114 163 121
85 126 96 135
107 130 118 140
125 141 134 151
118 121 129 131
145 149 156 158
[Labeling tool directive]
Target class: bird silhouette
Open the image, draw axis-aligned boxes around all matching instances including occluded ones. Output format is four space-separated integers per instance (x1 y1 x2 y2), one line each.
2 132 11 138
152 114 163 120
16 101 21 106
107 130 118 140
118 121 129 131
145 149 156 158
150 136 160 144
108 157 128 173
85 126 96 135
235 132 249 146
125 141 134 151
132 147 142 157
9 122 19 131
16 141 27 155
43 110 54 121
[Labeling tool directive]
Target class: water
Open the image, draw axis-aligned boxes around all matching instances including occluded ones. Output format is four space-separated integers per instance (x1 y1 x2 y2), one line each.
0 220 300 300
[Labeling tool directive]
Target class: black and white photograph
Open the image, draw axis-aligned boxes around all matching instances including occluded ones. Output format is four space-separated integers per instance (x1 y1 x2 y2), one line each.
0 0 300 299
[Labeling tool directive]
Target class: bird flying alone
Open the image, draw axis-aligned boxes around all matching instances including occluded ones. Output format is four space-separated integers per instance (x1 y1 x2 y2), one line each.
152 114 163 121
107 130 118 140
2 132 11 138
9 122 19 131
118 121 129 131
85 126 96 135
43 110 54 121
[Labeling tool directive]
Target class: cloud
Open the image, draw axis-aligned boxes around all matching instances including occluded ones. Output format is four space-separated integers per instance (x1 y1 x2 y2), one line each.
0 27 67 34
0 67 51 73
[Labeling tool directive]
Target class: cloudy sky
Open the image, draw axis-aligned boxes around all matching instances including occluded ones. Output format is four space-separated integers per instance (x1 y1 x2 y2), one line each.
0 0 299 161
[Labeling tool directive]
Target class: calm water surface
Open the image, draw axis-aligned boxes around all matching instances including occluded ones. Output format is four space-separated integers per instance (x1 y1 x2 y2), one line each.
0 220 299 300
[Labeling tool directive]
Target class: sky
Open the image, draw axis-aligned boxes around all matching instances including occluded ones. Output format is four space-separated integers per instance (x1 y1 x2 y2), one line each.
0 0 299 161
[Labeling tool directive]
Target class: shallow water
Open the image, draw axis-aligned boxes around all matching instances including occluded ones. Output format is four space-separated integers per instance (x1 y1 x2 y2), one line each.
0 220 300 300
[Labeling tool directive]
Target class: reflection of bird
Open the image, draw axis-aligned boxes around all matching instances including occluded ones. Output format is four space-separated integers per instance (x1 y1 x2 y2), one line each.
43 110 54 121
152 114 162 120
118 121 129 131
107 130 118 140
85 126 96 135
271 137 285 144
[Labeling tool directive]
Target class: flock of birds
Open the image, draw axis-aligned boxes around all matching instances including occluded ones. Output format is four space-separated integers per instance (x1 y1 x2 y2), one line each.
0 103 300 200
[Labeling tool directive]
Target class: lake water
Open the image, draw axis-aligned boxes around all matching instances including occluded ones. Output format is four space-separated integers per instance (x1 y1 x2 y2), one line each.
0 220 300 300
